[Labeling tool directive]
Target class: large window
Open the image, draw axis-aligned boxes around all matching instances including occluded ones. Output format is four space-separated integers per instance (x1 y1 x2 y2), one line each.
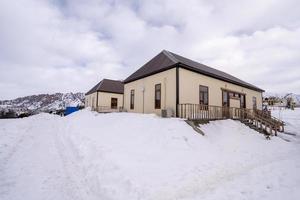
241 94 246 108
253 96 257 109
111 98 118 109
155 84 161 109
222 91 229 107
199 85 209 105
130 90 134 110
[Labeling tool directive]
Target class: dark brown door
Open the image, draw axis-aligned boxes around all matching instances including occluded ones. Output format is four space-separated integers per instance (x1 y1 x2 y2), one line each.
222 91 230 118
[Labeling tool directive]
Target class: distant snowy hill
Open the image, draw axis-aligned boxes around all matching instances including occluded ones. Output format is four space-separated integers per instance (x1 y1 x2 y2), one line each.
0 93 85 116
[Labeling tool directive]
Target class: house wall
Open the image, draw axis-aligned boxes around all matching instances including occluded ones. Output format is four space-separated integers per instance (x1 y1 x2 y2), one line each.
85 92 123 109
179 68 263 109
97 92 123 108
85 93 97 108
124 68 177 116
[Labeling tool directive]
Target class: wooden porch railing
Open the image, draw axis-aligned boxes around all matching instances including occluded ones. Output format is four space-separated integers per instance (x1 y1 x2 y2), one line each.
254 109 285 130
177 104 284 136
177 104 250 120
93 106 124 113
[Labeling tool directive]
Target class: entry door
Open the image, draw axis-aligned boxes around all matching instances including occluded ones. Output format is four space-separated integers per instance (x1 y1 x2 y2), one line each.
230 98 241 108
222 91 230 118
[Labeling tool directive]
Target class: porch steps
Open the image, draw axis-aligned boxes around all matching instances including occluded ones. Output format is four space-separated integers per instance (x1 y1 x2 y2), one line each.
178 104 285 138
185 120 205 136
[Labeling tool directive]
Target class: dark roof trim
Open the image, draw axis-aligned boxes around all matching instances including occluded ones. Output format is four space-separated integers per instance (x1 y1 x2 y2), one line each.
96 90 124 95
162 50 178 63
178 63 264 92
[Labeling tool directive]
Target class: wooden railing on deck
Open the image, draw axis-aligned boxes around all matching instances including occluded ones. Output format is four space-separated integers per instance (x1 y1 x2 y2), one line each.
177 104 251 120
93 106 124 113
177 104 284 136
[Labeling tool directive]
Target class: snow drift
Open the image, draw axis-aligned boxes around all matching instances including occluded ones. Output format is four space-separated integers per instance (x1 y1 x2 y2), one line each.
0 109 299 200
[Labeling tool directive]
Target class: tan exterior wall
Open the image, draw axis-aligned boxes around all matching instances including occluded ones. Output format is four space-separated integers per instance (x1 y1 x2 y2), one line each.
97 92 123 108
124 68 177 116
179 68 263 109
85 92 123 109
85 93 97 108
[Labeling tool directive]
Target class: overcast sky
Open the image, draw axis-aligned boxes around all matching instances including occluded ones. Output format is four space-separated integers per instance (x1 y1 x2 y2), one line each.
0 0 299 99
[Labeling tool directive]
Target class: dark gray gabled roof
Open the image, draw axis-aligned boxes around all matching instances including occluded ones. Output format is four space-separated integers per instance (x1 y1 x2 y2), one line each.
86 79 124 95
123 50 177 84
124 50 264 92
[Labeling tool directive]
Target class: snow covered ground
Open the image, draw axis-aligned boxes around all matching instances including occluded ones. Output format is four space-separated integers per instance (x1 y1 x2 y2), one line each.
271 107 300 135
0 109 299 200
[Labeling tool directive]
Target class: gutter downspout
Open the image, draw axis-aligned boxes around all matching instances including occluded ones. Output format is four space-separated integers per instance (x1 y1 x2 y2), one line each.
142 86 145 114
96 91 99 111
164 77 167 109
122 92 124 111
176 64 179 117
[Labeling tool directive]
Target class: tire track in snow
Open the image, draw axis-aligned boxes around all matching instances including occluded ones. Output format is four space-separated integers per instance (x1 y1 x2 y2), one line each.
52 118 111 200
0 123 36 197
153 152 300 200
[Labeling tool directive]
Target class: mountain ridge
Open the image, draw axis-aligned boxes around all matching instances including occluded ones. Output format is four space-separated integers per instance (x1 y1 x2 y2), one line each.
0 92 85 117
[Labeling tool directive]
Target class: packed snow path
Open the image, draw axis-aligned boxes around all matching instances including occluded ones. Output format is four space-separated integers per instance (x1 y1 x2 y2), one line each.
0 109 300 200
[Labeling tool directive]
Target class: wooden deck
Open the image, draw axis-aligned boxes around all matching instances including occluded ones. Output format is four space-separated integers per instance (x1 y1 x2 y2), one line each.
177 104 285 136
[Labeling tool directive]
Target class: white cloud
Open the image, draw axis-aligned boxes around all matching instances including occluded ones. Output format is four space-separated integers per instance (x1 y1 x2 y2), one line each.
0 0 300 99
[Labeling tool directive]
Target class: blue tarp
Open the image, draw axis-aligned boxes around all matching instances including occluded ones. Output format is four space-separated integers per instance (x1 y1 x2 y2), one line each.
64 107 79 116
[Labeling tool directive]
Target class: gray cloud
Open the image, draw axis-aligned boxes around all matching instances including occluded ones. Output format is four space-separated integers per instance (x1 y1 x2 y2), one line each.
0 0 300 99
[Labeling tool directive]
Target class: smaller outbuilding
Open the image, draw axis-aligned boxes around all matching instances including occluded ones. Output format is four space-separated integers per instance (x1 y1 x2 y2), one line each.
85 79 124 112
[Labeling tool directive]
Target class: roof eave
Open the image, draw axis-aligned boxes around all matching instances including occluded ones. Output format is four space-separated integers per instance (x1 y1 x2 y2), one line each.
85 90 124 96
98 90 124 94
178 63 264 93
124 62 264 92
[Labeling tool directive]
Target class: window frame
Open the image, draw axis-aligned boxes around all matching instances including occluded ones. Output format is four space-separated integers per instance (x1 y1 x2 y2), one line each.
253 96 257 110
154 83 161 109
222 90 229 107
240 94 246 109
111 97 118 109
130 89 135 110
199 85 209 105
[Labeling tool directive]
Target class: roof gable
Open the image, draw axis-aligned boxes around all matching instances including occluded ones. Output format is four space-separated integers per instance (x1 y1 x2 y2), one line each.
124 50 264 92
123 50 177 83
86 79 124 95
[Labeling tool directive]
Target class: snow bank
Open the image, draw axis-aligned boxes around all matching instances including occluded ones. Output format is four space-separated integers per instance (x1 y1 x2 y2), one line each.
0 109 300 200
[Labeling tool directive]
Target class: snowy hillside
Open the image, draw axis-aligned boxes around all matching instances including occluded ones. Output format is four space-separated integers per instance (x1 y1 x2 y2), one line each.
0 109 299 200
0 92 84 116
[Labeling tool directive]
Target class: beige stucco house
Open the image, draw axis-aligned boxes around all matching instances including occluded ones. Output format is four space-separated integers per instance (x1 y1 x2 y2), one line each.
123 50 264 117
85 79 124 112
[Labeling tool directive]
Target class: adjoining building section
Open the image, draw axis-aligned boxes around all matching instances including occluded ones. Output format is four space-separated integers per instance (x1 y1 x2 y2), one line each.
123 50 264 117
85 79 124 112
85 50 285 136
